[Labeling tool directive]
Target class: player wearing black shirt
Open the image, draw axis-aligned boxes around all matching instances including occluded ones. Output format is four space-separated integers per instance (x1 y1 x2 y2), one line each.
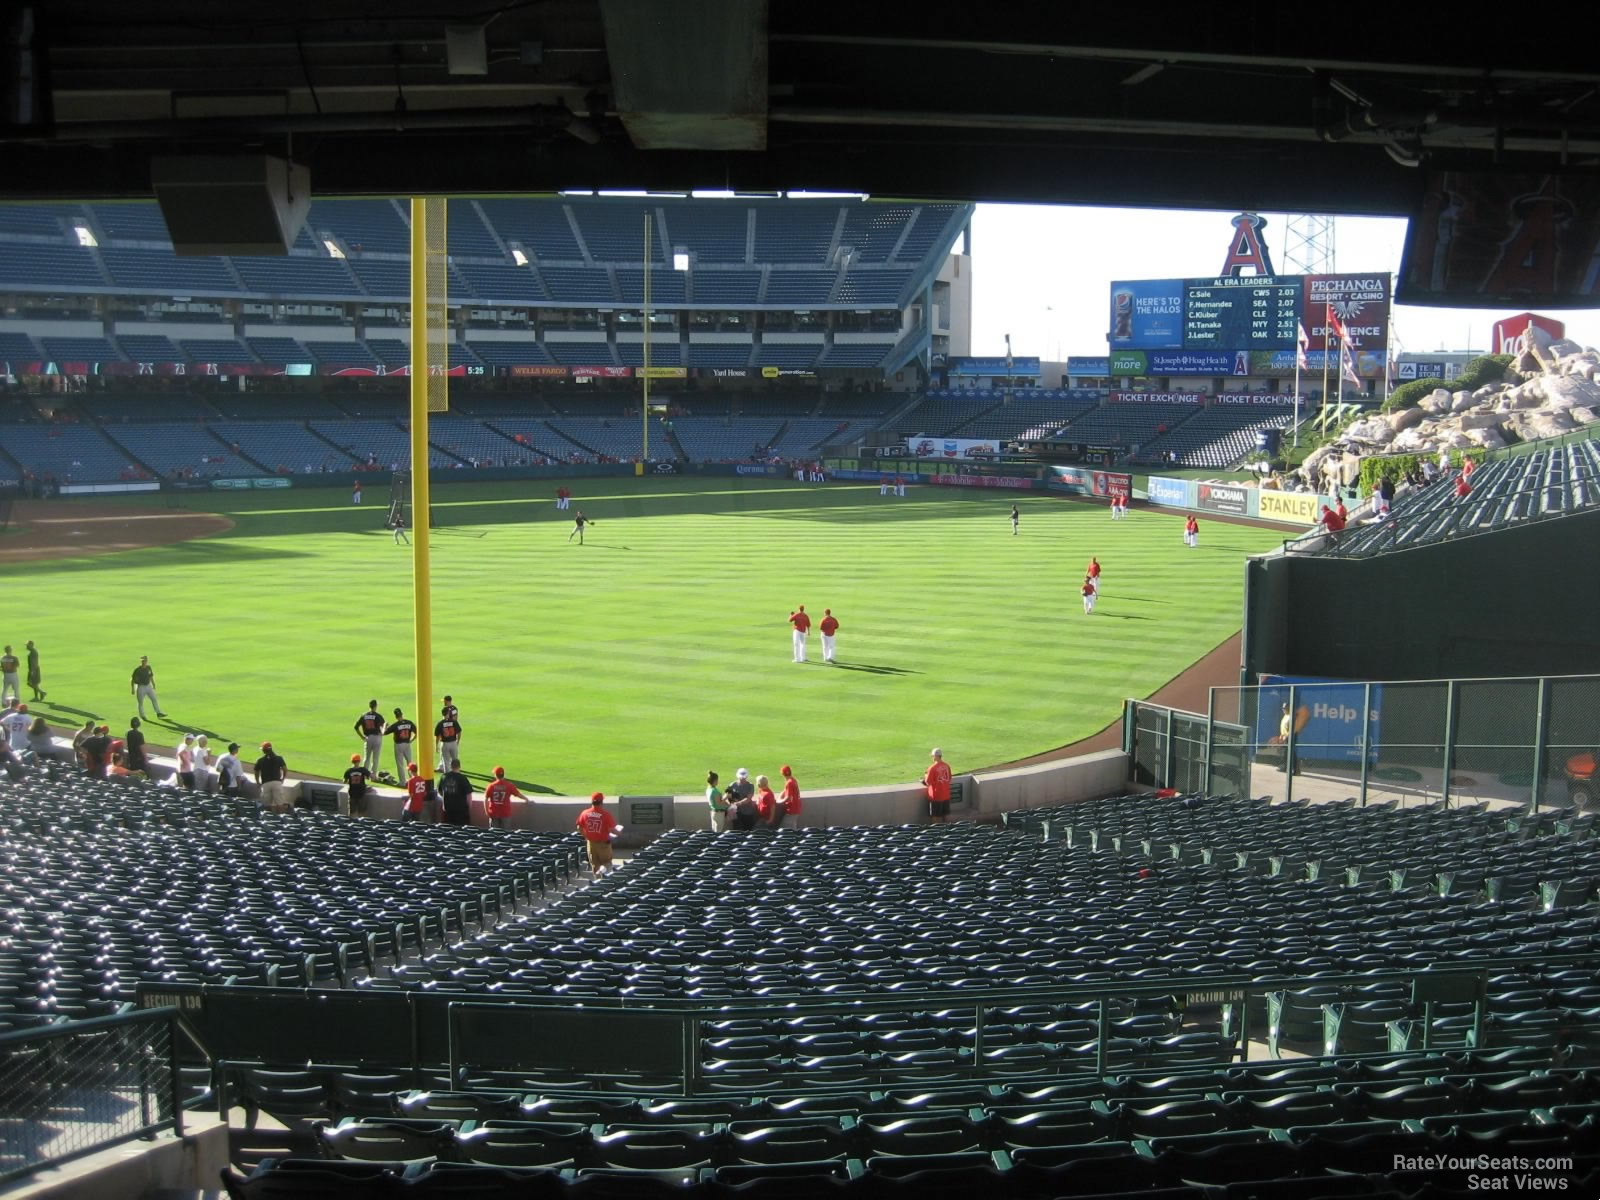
343 755 373 817
130 656 165 719
124 718 147 772
438 764 473 826
434 709 463 772
355 700 386 776
385 708 417 781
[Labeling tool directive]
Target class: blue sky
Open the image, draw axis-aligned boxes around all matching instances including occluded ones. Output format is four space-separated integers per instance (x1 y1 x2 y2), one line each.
968 204 1600 362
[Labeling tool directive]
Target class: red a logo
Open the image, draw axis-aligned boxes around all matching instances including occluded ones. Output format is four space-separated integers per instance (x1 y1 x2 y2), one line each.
1220 213 1277 277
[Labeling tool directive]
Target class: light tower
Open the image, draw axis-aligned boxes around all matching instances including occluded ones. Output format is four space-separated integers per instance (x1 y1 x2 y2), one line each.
1282 214 1336 275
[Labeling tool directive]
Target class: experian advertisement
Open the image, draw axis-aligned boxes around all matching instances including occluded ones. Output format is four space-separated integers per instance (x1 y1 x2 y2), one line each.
1146 476 1192 508
1109 279 1184 350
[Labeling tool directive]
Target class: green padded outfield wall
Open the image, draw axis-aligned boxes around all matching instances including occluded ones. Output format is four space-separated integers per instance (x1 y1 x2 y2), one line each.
1244 509 1600 684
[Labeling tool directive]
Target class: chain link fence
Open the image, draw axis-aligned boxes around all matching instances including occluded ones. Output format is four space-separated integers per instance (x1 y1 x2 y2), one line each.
0 1008 180 1185
1130 673 1599 810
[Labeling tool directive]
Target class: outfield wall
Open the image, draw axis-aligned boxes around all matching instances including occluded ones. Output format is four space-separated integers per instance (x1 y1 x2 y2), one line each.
1244 507 1600 682
321 748 1128 838
42 730 1129 836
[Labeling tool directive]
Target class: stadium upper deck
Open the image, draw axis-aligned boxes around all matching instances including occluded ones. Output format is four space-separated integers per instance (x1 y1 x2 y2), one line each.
0 196 969 312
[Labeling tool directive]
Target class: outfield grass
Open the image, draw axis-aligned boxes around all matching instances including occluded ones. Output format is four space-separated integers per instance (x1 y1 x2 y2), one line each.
9 479 1281 795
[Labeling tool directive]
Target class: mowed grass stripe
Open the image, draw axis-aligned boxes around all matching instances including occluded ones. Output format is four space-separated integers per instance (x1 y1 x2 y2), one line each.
8 479 1279 793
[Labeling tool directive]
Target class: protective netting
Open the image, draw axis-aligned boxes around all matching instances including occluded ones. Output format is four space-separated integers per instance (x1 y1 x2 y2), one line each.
0 1014 177 1184
419 197 449 413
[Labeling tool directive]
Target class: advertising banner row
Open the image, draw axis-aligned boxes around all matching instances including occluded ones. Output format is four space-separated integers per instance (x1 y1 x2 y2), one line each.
1 361 813 381
1145 476 1323 524
1108 348 1386 379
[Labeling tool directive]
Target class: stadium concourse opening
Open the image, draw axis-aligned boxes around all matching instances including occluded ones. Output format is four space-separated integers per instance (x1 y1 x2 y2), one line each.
4 11 1600 1195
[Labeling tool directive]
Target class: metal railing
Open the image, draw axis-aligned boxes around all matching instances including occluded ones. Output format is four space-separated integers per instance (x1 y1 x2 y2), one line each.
151 948 1600 1106
1125 672 1599 812
0 1006 182 1186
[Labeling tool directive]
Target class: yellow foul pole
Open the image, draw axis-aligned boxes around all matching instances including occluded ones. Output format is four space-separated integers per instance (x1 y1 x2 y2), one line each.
642 211 651 461
408 198 435 779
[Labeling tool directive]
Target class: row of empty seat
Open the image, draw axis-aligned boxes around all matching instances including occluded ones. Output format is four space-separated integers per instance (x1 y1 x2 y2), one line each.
0 766 585 1029
1306 436 1600 558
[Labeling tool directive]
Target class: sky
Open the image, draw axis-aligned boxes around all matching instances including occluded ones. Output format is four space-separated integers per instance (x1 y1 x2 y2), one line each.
967 204 1600 363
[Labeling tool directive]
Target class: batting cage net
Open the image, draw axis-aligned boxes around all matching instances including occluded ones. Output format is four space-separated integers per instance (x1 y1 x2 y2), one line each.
388 472 408 528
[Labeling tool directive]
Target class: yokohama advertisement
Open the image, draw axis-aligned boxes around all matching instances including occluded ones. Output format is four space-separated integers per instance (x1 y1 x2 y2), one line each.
930 474 1035 490
1196 482 1249 514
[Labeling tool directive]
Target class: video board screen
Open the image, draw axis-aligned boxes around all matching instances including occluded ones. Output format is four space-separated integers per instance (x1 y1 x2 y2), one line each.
1110 273 1390 354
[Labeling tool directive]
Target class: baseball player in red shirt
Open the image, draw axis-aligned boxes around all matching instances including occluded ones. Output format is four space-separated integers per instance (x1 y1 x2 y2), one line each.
1185 514 1199 548
483 766 525 829
789 605 811 663
819 609 839 664
779 765 802 826
1082 575 1098 615
402 762 434 822
1088 557 1101 584
575 792 619 874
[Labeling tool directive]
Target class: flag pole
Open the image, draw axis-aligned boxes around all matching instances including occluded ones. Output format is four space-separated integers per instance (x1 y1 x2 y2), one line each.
642 212 651 462
1381 305 1394 408
1293 343 1302 448
1319 301 1331 437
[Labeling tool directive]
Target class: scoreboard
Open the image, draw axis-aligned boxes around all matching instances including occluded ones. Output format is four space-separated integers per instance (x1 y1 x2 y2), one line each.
1110 272 1390 356
1182 277 1301 349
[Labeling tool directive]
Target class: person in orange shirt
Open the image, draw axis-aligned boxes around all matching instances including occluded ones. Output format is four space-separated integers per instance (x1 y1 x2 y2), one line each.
483 766 526 830
789 605 811 663
575 792 619 875
819 609 840 664
923 747 953 824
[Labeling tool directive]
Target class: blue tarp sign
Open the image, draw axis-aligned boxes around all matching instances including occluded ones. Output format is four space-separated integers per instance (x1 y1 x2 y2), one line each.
1256 675 1382 765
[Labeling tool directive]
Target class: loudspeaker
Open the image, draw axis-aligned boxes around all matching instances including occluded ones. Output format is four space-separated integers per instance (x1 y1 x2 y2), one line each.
151 155 311 256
